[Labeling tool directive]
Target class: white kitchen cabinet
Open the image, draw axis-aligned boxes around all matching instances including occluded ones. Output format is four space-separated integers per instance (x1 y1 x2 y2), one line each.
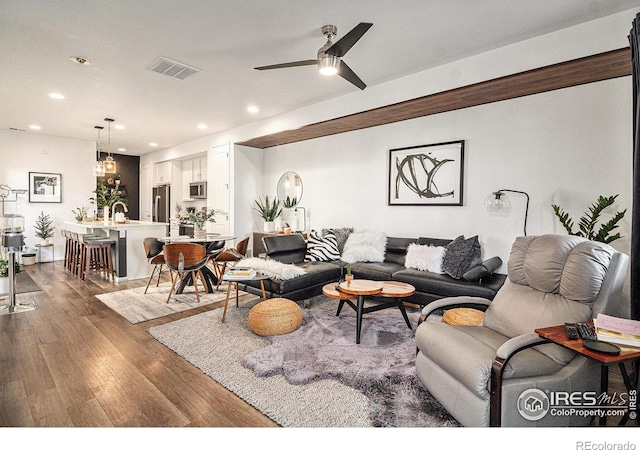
154 161 173 185
192 156 207 181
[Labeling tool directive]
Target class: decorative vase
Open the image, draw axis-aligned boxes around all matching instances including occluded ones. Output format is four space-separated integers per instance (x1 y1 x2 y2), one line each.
194 227 207 239
345 274 354 284
264 221 275 232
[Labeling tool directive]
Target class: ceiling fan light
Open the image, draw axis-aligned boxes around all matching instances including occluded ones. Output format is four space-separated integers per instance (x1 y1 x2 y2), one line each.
318 55 339 76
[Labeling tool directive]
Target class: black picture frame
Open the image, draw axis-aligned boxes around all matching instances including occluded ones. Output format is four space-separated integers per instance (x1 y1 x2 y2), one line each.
29 172 62 203
388 140 464 206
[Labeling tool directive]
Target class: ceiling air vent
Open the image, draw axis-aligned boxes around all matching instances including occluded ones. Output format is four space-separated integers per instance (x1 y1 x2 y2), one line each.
147 57 201 80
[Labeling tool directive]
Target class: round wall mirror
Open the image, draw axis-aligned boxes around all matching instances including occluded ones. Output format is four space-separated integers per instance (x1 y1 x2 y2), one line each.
277 171 303 207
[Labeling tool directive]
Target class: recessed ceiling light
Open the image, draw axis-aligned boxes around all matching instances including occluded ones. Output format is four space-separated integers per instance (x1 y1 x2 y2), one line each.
247 106 260 113
149 142 158 147
49 93 65 100
70 56 91 65
197 124 208 130
114 124 125 130
29 125 41 130
118 148 126 152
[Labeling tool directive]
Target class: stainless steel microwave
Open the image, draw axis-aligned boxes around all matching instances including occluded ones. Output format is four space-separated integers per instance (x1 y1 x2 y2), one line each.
189 181 207 199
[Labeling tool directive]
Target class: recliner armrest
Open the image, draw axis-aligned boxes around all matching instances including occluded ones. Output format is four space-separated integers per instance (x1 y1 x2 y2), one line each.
495 332 545 360
462 256 503 282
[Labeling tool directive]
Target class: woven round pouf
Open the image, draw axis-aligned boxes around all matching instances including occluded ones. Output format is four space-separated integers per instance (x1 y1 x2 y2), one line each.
248 298 303 336
442 308 485 326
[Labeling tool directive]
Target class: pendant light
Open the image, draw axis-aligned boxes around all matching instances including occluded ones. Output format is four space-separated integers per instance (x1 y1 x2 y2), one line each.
103 118 117 174
93 125 105 177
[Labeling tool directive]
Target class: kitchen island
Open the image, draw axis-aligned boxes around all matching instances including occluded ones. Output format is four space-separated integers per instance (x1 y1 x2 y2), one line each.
62 220 169 281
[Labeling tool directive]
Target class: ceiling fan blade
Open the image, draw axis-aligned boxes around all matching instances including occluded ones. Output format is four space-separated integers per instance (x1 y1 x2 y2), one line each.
326 22 373 57
338 61 366 90
255 60 317 70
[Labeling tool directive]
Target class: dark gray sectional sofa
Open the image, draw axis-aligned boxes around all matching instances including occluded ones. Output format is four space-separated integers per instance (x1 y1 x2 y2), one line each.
242 233 507 307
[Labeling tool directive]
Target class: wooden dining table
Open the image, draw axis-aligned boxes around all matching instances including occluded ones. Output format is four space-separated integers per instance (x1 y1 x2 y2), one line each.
159 234 236 293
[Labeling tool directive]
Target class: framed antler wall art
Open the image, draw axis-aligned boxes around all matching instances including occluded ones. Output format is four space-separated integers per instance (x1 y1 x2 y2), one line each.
388 140 464 206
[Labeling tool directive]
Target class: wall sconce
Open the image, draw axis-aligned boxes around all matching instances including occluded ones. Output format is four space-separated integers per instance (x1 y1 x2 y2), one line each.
485 189 529 235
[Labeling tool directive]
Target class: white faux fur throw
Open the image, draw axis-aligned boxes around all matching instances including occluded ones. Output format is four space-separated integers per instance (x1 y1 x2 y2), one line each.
236 257 307 280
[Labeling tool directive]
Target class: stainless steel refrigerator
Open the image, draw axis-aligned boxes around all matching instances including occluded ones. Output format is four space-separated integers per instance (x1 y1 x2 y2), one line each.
152 184 170 222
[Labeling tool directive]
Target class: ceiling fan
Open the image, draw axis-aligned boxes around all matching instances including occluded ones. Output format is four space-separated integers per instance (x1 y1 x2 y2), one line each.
255 22 373 90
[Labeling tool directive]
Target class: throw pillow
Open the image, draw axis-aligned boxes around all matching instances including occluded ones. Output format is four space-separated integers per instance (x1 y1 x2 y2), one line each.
322 227 354 254
442 235 482 279
404 243 446 273
305 229 340 262
341 230 386 264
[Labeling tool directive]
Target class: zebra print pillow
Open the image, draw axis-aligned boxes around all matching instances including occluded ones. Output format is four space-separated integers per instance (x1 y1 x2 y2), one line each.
304 229 340 262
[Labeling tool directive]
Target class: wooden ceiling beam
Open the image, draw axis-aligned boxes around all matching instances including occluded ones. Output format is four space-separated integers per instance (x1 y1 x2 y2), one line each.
237 47 631 149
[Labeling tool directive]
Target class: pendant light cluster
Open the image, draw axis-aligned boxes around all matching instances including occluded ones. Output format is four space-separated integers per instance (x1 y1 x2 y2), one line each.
93 118 117 177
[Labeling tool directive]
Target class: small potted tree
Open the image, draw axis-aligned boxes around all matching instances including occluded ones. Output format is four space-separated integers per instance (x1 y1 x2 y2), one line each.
34 211 55 244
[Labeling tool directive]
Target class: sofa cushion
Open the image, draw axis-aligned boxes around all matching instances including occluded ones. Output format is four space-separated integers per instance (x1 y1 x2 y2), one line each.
350 261 404 281
322 227 353 254
405 243 446 273
416 321 565 399
442 235 482 279
417 237 453 247
305 229 340 262
254 261 341 296
262 233 307 264
341 230 386 264
392 268 505 299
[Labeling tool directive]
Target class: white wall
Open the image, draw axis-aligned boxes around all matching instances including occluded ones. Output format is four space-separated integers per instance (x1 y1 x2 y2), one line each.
0 131 95 260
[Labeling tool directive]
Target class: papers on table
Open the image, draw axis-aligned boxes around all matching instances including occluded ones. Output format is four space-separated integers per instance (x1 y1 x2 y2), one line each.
594 313 640 348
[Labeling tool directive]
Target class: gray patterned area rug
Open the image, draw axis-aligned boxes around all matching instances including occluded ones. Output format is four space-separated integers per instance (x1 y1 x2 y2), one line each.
148 295 459 427
96 283 259 324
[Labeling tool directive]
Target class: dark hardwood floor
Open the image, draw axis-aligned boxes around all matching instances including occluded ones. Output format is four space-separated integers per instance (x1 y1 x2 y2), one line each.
0 261 634 428
0 261 277 427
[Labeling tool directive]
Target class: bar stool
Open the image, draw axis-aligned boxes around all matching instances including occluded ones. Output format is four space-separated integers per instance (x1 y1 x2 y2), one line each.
77 234 116 282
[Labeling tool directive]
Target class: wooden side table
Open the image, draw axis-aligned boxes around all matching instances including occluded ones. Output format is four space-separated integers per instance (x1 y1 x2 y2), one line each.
535 323 640 426
35 242 54 263
220 273 269 323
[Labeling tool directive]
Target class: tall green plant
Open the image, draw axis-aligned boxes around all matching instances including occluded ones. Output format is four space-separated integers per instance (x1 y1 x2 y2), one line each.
552 195 626 243
253 195 282 221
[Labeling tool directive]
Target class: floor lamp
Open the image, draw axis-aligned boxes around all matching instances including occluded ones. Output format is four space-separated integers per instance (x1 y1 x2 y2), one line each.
485 189 530 236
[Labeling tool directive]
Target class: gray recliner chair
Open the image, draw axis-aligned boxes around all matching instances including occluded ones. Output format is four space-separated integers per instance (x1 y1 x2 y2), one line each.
415 234 629 427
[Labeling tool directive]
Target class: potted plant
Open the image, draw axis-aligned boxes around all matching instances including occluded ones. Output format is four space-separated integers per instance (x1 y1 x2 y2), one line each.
253 195 282 232
552 194 627 243
345 264 354 283
90 179 127 217
72 206 88 222
185 208 227 238
34 210 55 244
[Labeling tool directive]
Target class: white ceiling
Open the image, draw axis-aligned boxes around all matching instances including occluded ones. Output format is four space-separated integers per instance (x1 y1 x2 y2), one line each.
1 0 638 155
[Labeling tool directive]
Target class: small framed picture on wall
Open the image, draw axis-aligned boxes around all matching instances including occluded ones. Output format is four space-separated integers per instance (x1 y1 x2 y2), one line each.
29 172 62 203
